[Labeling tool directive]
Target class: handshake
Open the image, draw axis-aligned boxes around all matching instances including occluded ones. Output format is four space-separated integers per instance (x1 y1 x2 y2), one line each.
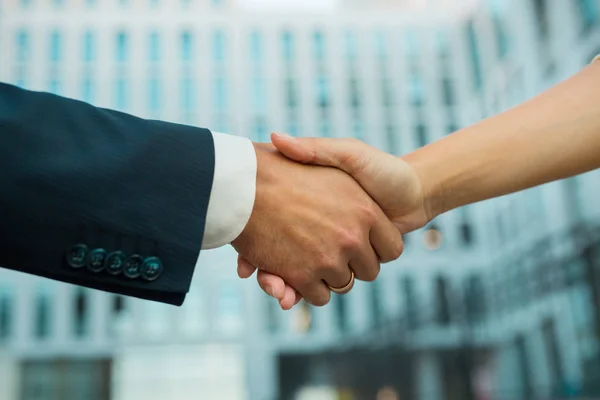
230 58 600 310
231 133 432 310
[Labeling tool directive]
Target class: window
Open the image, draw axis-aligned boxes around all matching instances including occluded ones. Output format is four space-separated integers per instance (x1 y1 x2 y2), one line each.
385 124 398 154
458 207 474 246
50 30 62 62
148 78 161 112
409 74 424 106
253 117 268 142
531 0 550 39
34 290 51 339
335 295 348 333
382 80 393 107
115 78 127 110
465 20 483 91
149 31 160 62
435 276 452 325
415 124 428 147
464 275 486 323
252 78 266 114
319 122 331 138
441 78 454 106
369 281 383 328
404 30 419 58
181 31 193 62
403 276 418 330
112 295 125 315
116 31 128 62
217 281 242 333
82 78 94 104
436 30 449 57
249 30 262 63
214 77 227 111
212 30 226 62
181 77 195 111
282 31 294 61
73 289 88 338
352 122 363 141
286 120 299 136
83 31 95 62
577 0 599 32
374 30 387 59
313 31 325 61
542 319 565 386
515 335 533 399
316 76 329 109
285 78 297 108
0 288 11 340
488 0 509 58
266 295 279 334
349 78 360 108
16 30 29 62
344 30 357 60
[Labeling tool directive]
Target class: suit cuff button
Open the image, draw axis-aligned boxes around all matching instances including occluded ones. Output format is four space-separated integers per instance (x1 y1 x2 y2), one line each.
123 255 144 279
106 251 127 275
87 248 107 272
66 244 89 269
141 257 163 282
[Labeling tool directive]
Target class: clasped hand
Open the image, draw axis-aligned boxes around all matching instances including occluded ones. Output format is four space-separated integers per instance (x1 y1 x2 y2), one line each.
231 133 430 310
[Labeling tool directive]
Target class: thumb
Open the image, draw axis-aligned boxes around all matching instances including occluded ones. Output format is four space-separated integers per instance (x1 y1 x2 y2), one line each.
271 133 372 175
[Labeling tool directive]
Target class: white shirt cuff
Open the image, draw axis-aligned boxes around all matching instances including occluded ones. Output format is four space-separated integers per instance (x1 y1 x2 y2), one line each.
202 132 257 249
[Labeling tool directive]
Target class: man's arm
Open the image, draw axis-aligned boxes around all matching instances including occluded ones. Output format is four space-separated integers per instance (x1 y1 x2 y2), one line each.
0 83 403 308
0 82 225 305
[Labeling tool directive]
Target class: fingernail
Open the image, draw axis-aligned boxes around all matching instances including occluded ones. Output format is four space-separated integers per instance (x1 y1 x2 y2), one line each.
274 132 293 139
267 287 275 298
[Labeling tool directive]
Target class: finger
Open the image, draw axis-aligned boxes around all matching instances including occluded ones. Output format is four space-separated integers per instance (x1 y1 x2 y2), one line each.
295 281 331 307
370 206 404 263
257 270 286 300
271 133 371 175
294 291 303 306
237 255 258 279
279 285 298 310
349 244 381 282
321 263 355 290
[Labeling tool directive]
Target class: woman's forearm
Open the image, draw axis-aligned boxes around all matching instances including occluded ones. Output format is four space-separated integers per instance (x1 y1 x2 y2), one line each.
404 61 600 218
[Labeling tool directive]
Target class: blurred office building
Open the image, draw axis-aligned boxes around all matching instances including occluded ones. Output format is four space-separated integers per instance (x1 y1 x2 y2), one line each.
1 0 600 399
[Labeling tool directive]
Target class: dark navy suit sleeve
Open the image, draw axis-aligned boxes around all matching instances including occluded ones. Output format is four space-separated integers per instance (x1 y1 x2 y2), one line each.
0 82 215 306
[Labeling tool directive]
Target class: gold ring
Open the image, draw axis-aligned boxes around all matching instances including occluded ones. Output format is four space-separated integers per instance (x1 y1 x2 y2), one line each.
327 270 355 294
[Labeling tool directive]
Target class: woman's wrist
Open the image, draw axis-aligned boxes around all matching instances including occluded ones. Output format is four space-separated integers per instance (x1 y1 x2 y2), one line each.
401 149 447 223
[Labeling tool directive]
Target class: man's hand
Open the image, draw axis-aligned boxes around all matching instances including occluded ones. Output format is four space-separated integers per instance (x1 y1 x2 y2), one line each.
231 142 403 307
238 135 430 310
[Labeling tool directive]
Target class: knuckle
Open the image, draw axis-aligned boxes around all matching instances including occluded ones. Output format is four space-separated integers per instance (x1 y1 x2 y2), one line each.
359 203 378 224
315 250 340 272
382 239 404 262
360 263 380 282
311 295 330 307
337 228 363 253
360 264 380 282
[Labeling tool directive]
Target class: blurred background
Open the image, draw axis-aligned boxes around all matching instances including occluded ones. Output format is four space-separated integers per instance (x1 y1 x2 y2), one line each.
1 0 600 399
